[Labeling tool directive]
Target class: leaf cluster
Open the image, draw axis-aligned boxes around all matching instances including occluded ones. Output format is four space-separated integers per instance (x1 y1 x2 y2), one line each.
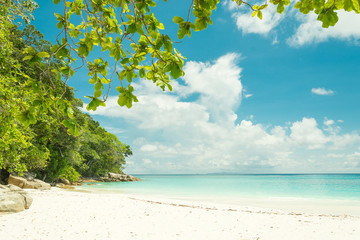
39 0 186 112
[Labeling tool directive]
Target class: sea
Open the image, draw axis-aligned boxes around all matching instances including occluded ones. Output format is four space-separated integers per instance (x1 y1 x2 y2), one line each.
79 174 360 206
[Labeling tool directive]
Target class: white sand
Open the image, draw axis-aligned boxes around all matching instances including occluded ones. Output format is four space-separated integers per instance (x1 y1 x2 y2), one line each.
1 188 359 240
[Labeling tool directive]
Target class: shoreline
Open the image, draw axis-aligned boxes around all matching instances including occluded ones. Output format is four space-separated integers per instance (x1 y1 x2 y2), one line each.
75 184 360 217
1 188 359 240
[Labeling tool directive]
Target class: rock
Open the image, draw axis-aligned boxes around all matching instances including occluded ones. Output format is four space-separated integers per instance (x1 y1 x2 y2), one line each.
0 184 9 191
23 182 35 189
8 175 27 188
55 183 74 190
22 194 33 209
0 192 25 213
25 179 51 190
7 175 51 190
106 172 141 182
7 184 26 193
59 178 70 185
0 184 33 213
55 183 64 188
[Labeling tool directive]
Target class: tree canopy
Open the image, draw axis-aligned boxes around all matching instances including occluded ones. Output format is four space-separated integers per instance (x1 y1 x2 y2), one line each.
0 4 132 181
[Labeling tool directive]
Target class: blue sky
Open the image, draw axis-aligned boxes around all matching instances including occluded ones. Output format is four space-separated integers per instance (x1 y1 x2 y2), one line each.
33 1 360 174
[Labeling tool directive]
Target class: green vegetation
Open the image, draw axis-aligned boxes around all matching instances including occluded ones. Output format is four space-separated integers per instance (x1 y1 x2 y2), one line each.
0 2 131 182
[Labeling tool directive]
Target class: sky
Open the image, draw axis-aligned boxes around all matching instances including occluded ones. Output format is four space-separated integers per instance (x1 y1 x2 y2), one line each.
33 0 360 174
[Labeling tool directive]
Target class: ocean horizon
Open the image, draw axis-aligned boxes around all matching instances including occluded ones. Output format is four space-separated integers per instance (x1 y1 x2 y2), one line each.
79 173 360 205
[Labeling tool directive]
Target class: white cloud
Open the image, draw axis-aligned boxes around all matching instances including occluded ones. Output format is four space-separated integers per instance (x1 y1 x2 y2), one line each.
140 144 158 152
311 87 334 96
223 1 360 46
287 11 360 46
290 118 329 149
229 3 285 35
183 53 242 126
272 36 279 45
84 54 360 174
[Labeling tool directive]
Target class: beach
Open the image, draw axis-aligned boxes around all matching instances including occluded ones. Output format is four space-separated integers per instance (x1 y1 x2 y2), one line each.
1 188 359 240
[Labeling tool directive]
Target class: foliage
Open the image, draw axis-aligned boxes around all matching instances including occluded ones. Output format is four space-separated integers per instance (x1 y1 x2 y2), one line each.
0 3 132 181
76 114 132 177
0 3 46 174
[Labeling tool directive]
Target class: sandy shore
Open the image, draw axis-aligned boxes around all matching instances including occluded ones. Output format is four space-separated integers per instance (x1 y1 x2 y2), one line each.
1 188 359 240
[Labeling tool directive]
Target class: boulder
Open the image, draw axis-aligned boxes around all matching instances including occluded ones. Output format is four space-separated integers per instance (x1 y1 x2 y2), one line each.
55 183 74 190
22 194 33 209
7 175 51 190
0 184 9 191
58 178 71 185
25 179 51 190
0 192 25 213
7 184 26 193
23 182 35 189
0 185 33 213
8 175 27 188
107 172 141 182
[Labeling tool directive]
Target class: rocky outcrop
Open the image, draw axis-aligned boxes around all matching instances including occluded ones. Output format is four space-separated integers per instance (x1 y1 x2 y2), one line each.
8 175 51 190
100 172 141 182
55 183 74 189
0 184 33 213
26 179 51 190
7 175 27 188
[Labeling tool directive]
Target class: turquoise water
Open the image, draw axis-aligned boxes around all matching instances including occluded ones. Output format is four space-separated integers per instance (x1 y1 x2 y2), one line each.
79 174 360 202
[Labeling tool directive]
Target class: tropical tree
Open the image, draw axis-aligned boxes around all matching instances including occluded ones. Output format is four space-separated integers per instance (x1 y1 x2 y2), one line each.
0 10 132 181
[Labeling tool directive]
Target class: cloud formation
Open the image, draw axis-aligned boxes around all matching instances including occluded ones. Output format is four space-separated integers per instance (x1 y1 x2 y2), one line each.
223 2 360 46
86 54 360 174
311 87 334 96
287 11 360 47
225 1 284 35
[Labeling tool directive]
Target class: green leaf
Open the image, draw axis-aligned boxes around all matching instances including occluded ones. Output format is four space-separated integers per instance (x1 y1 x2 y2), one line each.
23 55 33 61
344 0 353 11
352 0 360 12
60 66 70 75
257 11 263 20
54 13 63 19
101 77 111 84
89 77 97 84
126 71 133 82
177 28 186 39
194 18 207 31
94 82 103 90
170 64 182 79
117 94 129 107
157 23 165 30
139 68 146 78
67 107 74 118
37 52 50 58
277 4 285 14
127 24 137 34
53 0 60 4
116 86 124 93
94 89 102 98
56 21 64 29
173 16 184 24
